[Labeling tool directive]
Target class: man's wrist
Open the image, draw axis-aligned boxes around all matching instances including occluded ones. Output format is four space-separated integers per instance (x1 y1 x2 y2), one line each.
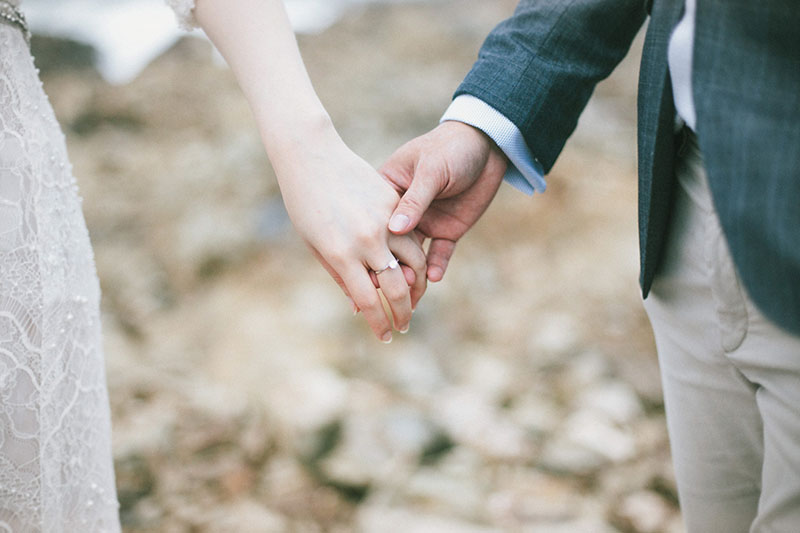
439 119 493 150
441 95 546 195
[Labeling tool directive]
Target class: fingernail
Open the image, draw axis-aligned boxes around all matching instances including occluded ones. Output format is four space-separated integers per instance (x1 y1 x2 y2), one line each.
389 214 410 232
381 331 393 344
348 298 359 315
399 325 409 334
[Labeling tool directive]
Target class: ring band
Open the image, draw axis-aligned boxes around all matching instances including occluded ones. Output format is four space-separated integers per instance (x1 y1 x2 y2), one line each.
372 256 400 275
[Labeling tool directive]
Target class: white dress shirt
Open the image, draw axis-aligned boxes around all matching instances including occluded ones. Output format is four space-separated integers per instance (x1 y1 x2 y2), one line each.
668 0 697 130
442 0 696 194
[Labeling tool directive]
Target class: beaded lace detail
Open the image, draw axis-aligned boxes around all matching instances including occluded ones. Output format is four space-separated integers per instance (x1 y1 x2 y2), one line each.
0 22 120 533
166 0 198 30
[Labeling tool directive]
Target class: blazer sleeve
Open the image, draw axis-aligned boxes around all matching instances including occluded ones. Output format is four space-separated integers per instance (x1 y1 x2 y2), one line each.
455 0 648 173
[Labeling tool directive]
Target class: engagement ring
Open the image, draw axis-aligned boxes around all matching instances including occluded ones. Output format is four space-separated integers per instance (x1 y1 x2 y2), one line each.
372 256 400 275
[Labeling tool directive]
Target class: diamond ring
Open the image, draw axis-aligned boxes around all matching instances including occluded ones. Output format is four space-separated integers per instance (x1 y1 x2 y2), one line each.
372 256 400 275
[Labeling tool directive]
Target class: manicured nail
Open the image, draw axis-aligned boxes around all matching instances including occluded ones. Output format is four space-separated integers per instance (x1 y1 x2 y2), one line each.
398 325 409 334
348 298 359 315
381 331 393 344
389 214 410 232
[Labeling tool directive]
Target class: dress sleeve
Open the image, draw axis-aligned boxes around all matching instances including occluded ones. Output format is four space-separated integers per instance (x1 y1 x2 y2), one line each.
166 0 198 30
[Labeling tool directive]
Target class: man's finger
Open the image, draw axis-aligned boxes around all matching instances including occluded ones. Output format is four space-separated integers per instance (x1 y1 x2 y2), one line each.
389 233 428 312
426 238 457 282
385 164 445 236
400 265 416 287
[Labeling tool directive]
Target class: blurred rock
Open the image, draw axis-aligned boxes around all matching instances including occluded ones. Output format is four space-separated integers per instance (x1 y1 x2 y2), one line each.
381 341 447 398
115 454 156 517
432 386 533 461
540 408 637 476
562 410 637 463
268 366 349 436
508 392 562 438
199 500 289 533
460 351 515 403
564 351 614 390
540 436 608 476
174 204 257 279
487 470 583 525
577 381 643 425
521 518 620 533
528 312 582 357
357 505 501 533
402 466 486 518
381 407 445 458
318 414 392 488
612 490 676 533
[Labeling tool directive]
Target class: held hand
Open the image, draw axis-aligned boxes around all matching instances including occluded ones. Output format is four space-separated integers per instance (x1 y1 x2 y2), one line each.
272 127 426 342
380 121 508 282
195 0 426 341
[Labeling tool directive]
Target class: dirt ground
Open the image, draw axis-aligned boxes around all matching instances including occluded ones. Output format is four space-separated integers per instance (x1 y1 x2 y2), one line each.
37 1 679 531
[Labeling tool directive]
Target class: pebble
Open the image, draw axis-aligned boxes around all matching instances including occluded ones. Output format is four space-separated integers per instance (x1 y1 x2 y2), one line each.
201 500 288 533
433 386 532 460
576 381 643 425
612 490 676 533
357 506 502 533
562 410 637 463
403 467 486 518
267 366 349 435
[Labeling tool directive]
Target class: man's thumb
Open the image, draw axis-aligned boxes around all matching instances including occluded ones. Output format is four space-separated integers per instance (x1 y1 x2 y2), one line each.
388 172 440 234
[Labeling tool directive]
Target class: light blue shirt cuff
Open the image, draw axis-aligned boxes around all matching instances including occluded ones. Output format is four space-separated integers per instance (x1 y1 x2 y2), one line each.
441 95 546 196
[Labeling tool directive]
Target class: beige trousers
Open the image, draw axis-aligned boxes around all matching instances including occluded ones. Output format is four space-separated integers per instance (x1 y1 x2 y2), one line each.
643 130 800 533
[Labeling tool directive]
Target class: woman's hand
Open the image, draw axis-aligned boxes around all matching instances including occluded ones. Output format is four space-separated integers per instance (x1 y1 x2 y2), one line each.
195 0 425 341
271 121 427 342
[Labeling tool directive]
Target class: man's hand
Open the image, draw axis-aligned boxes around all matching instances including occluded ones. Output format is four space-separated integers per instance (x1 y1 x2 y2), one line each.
380 121 508 281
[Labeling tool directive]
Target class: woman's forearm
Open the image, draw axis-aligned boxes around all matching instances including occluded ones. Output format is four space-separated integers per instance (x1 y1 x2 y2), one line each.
194 0 339 164
192 0 426 339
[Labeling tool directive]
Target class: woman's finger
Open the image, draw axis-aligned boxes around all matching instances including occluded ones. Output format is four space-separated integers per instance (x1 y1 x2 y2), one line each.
369 254 412 334
310 247 359 314
374 263 417 290
342 264 394 342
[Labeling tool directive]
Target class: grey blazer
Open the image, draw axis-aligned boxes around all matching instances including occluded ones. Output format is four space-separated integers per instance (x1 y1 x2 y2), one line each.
455 0 800 334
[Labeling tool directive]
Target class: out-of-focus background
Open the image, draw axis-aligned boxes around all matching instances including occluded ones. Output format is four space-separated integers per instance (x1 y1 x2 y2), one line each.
31 0 680 531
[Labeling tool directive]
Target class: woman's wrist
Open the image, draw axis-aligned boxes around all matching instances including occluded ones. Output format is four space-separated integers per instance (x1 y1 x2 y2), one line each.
260 109 342 160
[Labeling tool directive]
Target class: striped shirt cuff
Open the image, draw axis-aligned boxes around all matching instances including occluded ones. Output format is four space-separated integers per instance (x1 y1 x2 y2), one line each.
441 95 546 196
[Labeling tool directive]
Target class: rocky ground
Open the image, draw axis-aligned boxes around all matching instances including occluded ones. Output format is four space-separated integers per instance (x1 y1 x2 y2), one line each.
36 1 682 531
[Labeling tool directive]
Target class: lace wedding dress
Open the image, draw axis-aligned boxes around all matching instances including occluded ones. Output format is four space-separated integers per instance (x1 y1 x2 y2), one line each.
0 1 195 531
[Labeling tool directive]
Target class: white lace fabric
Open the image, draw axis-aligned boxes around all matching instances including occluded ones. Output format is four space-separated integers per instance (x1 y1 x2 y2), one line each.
0 0 197 528
166 0 198 30
0 20 120 533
